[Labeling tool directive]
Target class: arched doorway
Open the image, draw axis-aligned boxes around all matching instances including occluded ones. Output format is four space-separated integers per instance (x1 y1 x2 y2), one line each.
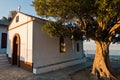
12 34 20 67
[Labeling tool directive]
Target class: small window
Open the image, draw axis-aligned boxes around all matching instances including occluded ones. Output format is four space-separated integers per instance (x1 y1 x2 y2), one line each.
77 43 79 52
60 36 66 53
1 33 7 48
16 16 19 22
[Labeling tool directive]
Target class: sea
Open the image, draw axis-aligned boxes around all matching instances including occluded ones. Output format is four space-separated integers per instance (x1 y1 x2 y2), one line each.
83 40 120 61
85 50 120 61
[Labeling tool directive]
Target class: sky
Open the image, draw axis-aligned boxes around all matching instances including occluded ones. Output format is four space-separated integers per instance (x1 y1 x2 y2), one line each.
0 0 38 19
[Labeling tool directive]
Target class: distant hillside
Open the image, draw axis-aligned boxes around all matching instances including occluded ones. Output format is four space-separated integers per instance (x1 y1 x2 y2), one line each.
83 40 120 51
83 40 96 50
83 40 120 55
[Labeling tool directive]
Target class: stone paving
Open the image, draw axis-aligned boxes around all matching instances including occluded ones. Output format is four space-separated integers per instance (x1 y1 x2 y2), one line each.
0 59 92 80
0 55 120 80
0 65 32 80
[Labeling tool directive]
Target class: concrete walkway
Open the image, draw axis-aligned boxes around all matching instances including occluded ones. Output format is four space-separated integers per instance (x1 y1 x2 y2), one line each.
0 59 92 80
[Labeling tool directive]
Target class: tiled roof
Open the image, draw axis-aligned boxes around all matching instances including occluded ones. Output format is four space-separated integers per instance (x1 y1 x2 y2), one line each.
17 12 48 22
0 20 9 26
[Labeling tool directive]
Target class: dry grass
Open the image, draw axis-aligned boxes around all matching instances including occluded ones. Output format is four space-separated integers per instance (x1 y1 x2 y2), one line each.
70 67 120 80
70 68 97 80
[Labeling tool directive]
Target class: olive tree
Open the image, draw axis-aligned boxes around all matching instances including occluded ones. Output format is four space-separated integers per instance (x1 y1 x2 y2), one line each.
33 0 120 79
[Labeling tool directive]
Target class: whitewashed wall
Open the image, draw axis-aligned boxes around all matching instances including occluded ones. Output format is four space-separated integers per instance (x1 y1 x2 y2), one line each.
7 12 86 74
32 21 86 74
0 26 7 54
7 13 33 63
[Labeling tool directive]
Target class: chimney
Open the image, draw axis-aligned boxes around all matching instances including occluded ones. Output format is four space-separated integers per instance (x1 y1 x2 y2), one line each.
9 11 17 18
8 11 17 22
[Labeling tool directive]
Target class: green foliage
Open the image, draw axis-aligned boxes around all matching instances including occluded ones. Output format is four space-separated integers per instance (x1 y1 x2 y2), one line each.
42 21 83 40
2 16 8 20
33 0 120 41
33 0 95 18
42 21 72 38
95 0 120 22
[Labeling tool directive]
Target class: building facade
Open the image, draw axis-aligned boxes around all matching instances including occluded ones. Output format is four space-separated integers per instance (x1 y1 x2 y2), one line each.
7 12 86 74
0 19 8 54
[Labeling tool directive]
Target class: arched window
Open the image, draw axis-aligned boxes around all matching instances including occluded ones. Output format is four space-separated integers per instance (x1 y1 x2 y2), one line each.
60 36 66 53
16 16 19 22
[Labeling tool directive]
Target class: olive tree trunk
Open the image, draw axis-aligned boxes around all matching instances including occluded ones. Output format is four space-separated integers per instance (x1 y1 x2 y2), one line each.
91 41 118 80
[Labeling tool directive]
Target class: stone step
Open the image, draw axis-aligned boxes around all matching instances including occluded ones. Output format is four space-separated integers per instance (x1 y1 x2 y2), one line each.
0 59 8 62
0 64 11 69
0 59 8 61
0 57 7 59
0 63 10 67
0 56 7 60
0 54 7 57
0 54 9 67
0 62 10 65
0 61 9 64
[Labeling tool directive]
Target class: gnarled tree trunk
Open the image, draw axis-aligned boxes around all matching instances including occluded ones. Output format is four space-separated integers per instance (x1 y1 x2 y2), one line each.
91 41 118 80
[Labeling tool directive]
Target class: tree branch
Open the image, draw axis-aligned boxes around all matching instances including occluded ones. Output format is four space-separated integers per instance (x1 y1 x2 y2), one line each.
108 20 120 42
109 20 120 34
